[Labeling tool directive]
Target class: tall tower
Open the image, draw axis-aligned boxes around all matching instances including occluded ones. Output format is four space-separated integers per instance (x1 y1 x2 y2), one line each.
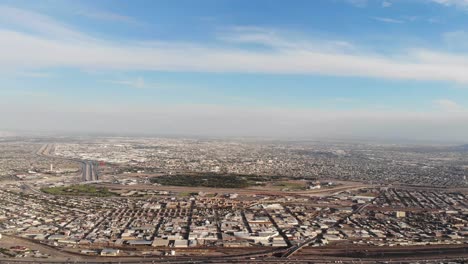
50 164 54 172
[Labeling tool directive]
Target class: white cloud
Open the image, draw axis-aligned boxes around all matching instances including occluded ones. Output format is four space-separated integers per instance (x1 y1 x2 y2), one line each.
2 7 468 84
77 11 133 22
434 99 465 112
218 26 355 51
0 6 90 41
382 1 393 7
76 10 138 24
345 0 368 7
431 0 468 8
217 26 286 47
372 17 404 24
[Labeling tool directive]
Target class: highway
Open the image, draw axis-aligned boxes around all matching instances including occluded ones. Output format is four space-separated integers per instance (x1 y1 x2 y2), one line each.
37 143 98 182
81 161 98 182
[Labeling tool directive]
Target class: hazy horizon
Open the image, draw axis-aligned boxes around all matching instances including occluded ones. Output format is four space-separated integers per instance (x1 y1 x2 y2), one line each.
1 0 468 142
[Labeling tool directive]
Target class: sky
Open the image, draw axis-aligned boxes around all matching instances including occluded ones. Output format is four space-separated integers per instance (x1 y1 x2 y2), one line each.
1 0 468 142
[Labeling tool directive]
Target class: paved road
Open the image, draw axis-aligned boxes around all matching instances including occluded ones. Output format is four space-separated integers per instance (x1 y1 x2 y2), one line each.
81 161 98 182
37 143 98 183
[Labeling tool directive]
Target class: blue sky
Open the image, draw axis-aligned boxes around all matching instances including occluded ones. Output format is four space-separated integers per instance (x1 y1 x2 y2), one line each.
1 0 468 141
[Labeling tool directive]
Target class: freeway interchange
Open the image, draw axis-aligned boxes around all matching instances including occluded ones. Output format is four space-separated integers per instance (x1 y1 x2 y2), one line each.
37 143 98 182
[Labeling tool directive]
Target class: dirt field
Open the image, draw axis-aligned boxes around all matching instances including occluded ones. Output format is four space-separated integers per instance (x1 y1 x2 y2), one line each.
0 234 83 262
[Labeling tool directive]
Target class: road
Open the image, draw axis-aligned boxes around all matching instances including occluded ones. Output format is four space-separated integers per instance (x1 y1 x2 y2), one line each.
37 143 98 183
81 161 98 182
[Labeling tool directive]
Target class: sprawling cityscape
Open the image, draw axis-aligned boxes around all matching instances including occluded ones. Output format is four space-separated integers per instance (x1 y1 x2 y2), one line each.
1 137 468 263
3 0 468 263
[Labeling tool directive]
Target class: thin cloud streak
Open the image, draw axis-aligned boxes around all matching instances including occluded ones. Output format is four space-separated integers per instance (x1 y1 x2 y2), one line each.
434 98 466 112
431 0 468 8
2 6 468 84
0 5 90 41
382 1 393 8
75 9 145 27
76 10 138 23
372 17 404 24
